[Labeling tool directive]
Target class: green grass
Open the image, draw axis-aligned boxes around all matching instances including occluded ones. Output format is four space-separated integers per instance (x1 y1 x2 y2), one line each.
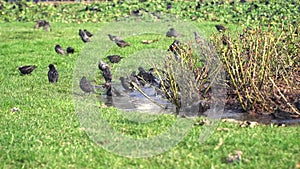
0 22 299 168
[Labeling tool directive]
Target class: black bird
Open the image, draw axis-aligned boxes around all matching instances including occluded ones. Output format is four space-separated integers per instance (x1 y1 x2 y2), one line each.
66 47 75 54
137 67 158 86
194 32 201 44
168 40 183 60
295 99 300 111
129 71 140 87
119 77 132 91
98 60 112 83
114 39 130 48
107 55 123 63
221 35 231 46
166 28 180 37
18 65 37 75
108 34 121 41
80 76 95 94
166 2 172 10
48 64 59 83
79 29 90 43
98 60 110 72
215 24 227 32
102 69 112 83
55 44 65 55
34 20 51 31
84 29 93 37
43 22 51 32
105 83 113 96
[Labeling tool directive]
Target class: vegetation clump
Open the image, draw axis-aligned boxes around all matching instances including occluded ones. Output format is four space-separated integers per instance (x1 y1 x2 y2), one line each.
212 22 300 116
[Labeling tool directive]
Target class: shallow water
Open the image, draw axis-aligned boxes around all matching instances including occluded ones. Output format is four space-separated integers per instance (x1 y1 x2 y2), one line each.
99 85 300 125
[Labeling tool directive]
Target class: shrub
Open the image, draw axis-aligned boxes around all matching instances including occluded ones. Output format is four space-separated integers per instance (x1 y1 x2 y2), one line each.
212 22 300 115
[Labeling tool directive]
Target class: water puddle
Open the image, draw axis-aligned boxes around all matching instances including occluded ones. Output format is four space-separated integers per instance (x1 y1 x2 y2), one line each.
99 85 300 125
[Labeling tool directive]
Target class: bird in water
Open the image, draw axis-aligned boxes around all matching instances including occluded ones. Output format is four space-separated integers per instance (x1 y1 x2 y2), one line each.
55 44 65 55
48 64 59 83
18 65 37 75
98 60 112 83
166 28 180 37
114 39 130 48
107 55 123 63
79 76 95 94
137 67 159 86
119 77 132 91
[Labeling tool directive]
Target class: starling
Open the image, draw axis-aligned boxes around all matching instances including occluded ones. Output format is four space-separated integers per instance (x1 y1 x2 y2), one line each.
168 40 187 60
102 69 112 83
167 3 172 10
43 22 51 32
119 77 132 91
66 47 75 54
108 34 121 41
295 100 300 111
80 76 95 94
84 29 93 37
55 44 65 55
18 65 37 75
79 29 90 43
137 67 158 86
34 20 51 31
107 55 123 63
194 31 201 44
168 40 182 55
105 83 112 96
98 60 112 83
114 39 130 48
98 60 110 72
48 64 59 83
129 71 140 88
166 28 180 37
215 24 227 32
222 35 230 46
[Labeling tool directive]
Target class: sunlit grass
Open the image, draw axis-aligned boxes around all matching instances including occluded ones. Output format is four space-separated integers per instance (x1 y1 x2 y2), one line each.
0 22 299 168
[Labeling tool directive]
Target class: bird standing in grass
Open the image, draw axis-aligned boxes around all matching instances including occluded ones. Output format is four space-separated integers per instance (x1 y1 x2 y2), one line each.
66 47 74 54
79 29 91 43
55 44 65 55
194 32 201 44
84 29 93 37
166 28 180 37
98 60 110 72
108 34 121 41
107 55 123 63
18 65 37 75
215 24 227 32
80 76 95 94
34 20 51 31
48 64 59 83
114 39 130 48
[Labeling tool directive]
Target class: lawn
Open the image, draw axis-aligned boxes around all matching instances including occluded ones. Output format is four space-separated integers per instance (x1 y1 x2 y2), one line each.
0 22 299 168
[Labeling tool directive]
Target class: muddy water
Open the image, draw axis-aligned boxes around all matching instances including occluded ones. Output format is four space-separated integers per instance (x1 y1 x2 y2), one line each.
99 86 300 125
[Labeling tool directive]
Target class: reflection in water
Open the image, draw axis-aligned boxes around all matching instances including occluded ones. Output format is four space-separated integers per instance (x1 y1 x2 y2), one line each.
98 85 300 125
